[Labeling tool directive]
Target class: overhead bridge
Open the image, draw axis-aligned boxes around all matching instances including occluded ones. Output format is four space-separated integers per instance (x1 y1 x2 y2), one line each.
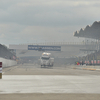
9 42 99 58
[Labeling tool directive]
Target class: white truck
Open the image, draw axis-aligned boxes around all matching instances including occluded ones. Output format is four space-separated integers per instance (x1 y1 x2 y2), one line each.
40 52 54 67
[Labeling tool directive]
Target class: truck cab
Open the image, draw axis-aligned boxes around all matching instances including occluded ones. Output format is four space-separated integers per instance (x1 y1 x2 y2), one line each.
40 52 54 67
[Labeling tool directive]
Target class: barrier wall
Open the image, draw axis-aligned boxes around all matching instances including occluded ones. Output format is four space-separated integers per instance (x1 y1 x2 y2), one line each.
72 65 100 71
0 57 17 68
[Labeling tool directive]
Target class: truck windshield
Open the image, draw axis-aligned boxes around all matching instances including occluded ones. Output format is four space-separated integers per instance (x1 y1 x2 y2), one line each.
41 57 49 60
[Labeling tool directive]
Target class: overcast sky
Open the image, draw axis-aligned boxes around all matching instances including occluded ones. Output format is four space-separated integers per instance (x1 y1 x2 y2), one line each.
0 0 100 46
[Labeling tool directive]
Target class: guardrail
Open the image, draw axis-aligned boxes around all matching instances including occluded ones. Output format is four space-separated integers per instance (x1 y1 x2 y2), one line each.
13 42 100 46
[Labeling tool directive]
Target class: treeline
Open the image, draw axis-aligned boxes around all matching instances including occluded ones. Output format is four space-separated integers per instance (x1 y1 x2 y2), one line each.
0 44 16 60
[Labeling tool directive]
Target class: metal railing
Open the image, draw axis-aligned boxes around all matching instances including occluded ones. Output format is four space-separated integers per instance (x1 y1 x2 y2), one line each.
18 42 100 46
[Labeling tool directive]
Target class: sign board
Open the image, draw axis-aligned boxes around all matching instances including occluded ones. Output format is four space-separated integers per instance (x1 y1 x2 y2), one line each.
28 45 61 51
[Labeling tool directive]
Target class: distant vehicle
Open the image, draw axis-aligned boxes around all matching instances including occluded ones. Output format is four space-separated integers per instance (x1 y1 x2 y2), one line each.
40 52 54 67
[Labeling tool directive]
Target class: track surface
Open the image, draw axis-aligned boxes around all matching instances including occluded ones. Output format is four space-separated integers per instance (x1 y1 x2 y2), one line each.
1 75 100 93
1 64 100 100
3 64 100 75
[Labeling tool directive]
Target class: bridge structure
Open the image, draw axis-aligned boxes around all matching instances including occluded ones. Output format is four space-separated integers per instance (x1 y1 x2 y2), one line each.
9 42 99 58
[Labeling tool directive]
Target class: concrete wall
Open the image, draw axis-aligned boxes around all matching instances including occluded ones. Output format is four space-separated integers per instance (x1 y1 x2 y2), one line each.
0 57 17 68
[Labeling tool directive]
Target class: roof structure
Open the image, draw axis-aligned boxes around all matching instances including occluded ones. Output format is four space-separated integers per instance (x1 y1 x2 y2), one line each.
74 21 100 39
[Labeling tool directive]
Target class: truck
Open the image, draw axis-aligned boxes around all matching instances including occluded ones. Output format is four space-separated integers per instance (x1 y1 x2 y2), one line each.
40 52 54 67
